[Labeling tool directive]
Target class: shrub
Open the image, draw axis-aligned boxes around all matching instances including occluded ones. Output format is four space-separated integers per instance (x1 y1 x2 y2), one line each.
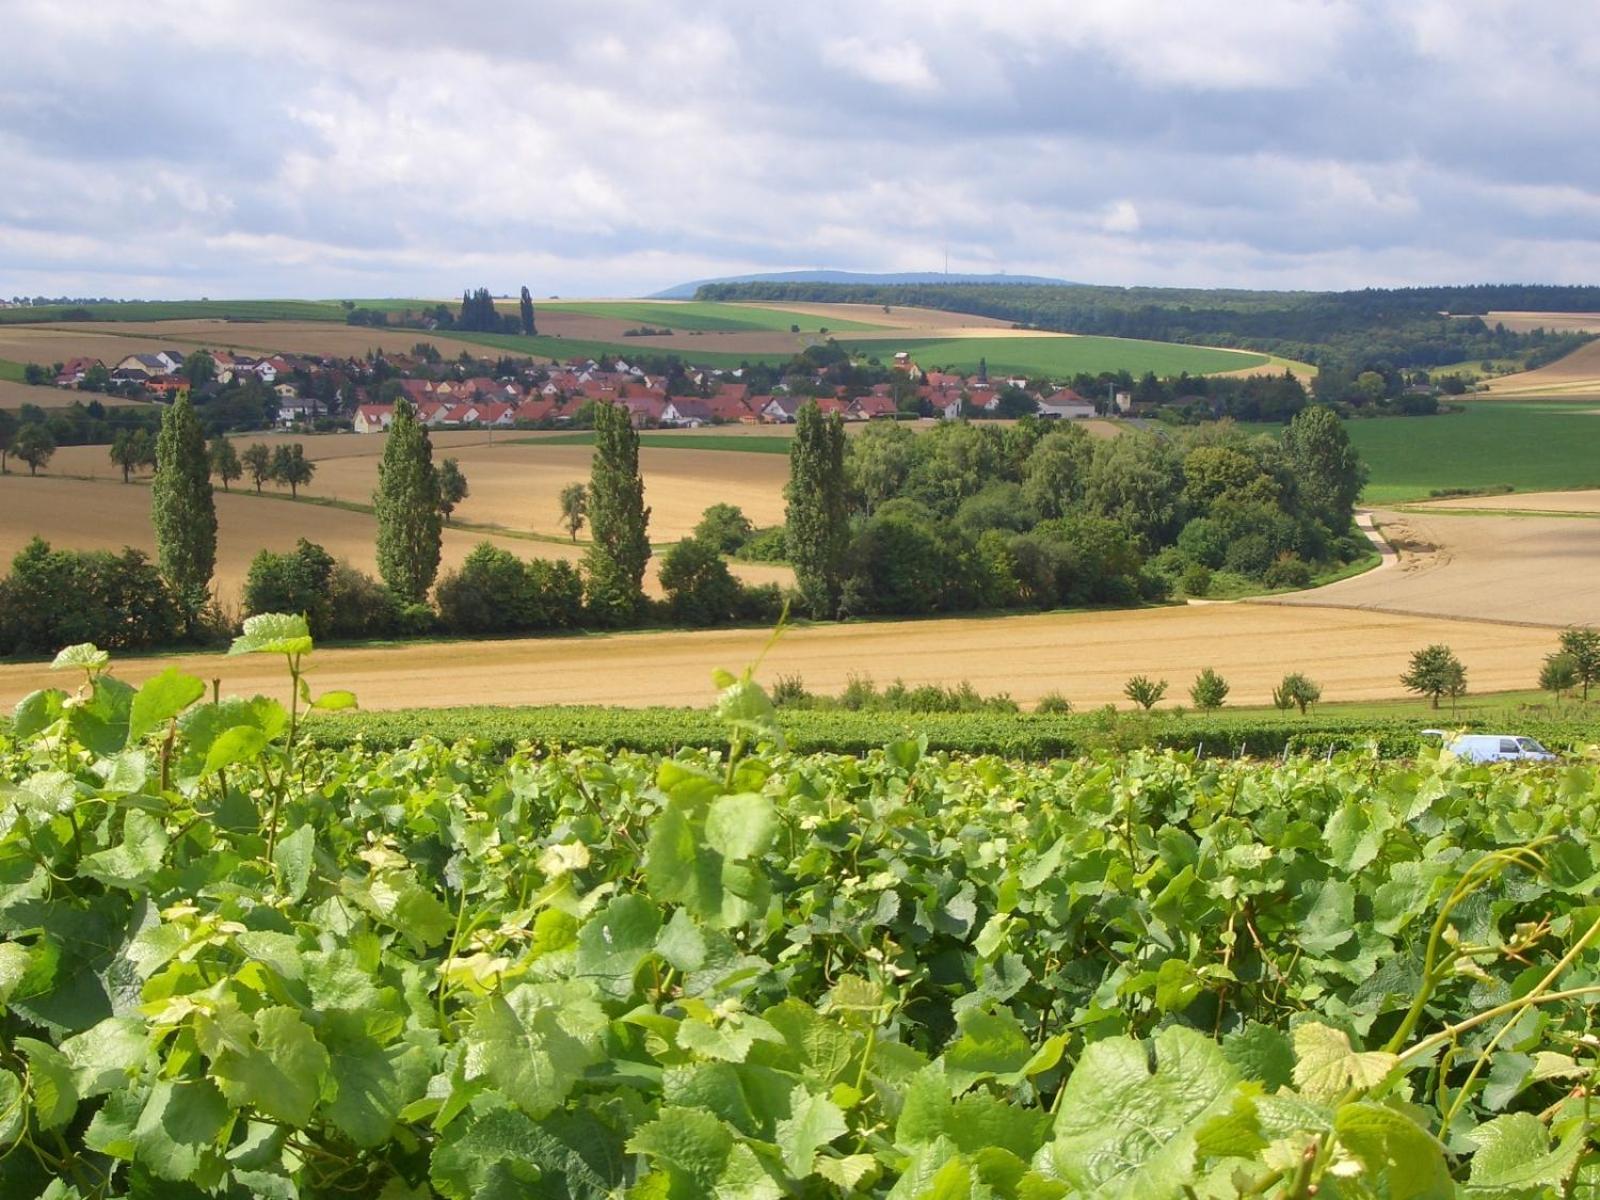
1181 563 1213 597
658 537 741 625
1177 517 1228 568
771 673 810 707
243 539 334 631
435 544 526 634
734 582 786 623
737 526 787 563
693 503 755 554
324 563 403 640
398 602 437 636
1224 532 1276 579
0 537 181 654
1035 691 1072 714
1261 553 1312 590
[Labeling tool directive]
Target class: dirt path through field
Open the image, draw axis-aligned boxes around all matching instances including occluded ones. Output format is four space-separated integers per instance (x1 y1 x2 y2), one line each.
0 604 1557 713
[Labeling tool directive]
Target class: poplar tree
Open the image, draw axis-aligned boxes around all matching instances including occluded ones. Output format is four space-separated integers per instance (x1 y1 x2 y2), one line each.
583 401 650 624
520 286 537 336
785 400 848 618
151 393 217 615
373 396 442 603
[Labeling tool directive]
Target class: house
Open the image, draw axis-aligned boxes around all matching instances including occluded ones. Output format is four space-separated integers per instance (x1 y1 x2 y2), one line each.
277 397 319 427
1038 389 1096 420
662 398 715 427
760 396 804 423
517 397 564 424
113 353 177 378
704 392 755 423
144 376 187 400
53 357 103 387
620 395 666 426
849 395 899 421
815 397 850 418
353 404 393 434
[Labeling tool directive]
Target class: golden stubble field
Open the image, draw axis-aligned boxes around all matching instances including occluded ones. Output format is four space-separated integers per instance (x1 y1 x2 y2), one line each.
1266 498 1600 627
1487 340 1600 398
0 602 1559 713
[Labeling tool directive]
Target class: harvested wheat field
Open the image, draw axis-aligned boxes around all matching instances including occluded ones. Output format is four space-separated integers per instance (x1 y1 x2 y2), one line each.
1424 489 1600 515
1264 505 1600 627
0 474 790 609
743 302 1010 331
0 602 1557 713
1487 340 1600 398
1483 311 1600 335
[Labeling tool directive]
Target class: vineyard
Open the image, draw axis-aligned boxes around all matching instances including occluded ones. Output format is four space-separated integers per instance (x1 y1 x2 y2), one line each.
3 619 1600 1196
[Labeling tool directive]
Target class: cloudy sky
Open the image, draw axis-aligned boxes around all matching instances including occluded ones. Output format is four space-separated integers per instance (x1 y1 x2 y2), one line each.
3 0 1597 299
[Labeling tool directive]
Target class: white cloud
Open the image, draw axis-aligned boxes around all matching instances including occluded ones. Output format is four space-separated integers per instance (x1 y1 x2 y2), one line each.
1101 201 1141 234
821 36 937 92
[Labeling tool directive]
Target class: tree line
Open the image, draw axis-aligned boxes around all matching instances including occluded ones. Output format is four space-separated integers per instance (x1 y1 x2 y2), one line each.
698 281 1599 371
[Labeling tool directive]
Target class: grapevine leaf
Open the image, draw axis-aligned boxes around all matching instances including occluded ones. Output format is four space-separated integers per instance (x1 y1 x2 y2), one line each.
1045 1026 1242 1199
69 675 134 756
1292 1023 1398 1103
0 942 28 1003
942 1007 1034 1093
574 893 661 999
1222 1023 1295 1092
310 688 359 711
229 612 313 657
1333 1100 1452 1199
1466 1111 1583 1192
78 808 168 889
12 688 68 740
431 1107 617 1200
131 1078 231 1183
51 642 110 674
127 667 206 743
705 792 778 861
1298 880 1356 956
768 1083 844 1177
16 1037 78 1131
60 1016 148 1096
203 1006 330 1126
0 1070 19 1147
272 823 315 901
463 981 607 1117
324 1026 431 1148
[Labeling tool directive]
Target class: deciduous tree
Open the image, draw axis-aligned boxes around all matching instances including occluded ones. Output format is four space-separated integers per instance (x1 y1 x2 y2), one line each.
559 481 588 542
1189 667 1229 709
1400 643 1467 709
1557 626 1600 700
241 442 272 493
1123 675 1168 711
270 443 316 498
13 423 54 476
1283 405 1366 530
209 436 242 491
438 458 468 523
373 396 443 603
1540 652 1579 703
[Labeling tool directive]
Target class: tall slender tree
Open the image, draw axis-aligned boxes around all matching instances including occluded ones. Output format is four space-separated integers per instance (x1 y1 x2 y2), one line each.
583 401 651 624
520 285 537 336
151 393 217 614
373 396 442 603
785 400 848 618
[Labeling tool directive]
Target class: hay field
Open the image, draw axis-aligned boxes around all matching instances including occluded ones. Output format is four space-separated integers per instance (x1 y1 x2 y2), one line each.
0 601 1556 713
1486 340 1600 398
1264 505 1600 627
743 302 1013 331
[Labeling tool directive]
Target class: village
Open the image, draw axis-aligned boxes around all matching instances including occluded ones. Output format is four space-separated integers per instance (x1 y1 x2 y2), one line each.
35 343 1106 434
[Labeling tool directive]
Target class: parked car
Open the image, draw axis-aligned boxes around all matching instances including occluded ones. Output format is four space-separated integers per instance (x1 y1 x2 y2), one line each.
1423 731 1559 763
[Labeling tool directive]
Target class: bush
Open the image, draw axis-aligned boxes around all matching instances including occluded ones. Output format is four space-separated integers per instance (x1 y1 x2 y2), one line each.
435 543 584 635
398 602 437 637
737 526 787 563
324 563 403 640
658 537 742 625
1035 691 1072 714
771 673 810 707
1177 517 1227 568
1181 563 1213 597
0 538 181 655
243 539 335 631
734 582 786 623
693 504 755 555
1261 553 1312 590
1123 675 1168 711
1224 532 1276 578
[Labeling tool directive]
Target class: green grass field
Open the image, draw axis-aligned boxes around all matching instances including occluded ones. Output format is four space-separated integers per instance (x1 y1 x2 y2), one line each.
442 331 776 368
1345 402 1600 502
523 432 793 454
843 335 1269 378
540 300 884 333
0 359 26 383
0 299 349 324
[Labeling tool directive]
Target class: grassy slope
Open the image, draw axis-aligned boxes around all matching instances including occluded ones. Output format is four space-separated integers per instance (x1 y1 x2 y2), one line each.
0 300 348 324
842 335 1268 377
0 360 26 383
540 300 883 333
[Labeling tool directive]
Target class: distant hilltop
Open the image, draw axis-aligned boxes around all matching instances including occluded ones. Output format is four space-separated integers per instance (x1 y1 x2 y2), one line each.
649 269 1074 300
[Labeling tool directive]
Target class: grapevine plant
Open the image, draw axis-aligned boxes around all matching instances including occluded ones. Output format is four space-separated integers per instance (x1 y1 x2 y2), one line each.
1 614 1599 1196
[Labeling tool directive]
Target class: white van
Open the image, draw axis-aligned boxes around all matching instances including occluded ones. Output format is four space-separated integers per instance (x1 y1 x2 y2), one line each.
1423 731 1558 763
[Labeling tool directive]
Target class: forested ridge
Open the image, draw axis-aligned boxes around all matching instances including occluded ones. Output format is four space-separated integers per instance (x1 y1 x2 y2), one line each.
698 281 1600 368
